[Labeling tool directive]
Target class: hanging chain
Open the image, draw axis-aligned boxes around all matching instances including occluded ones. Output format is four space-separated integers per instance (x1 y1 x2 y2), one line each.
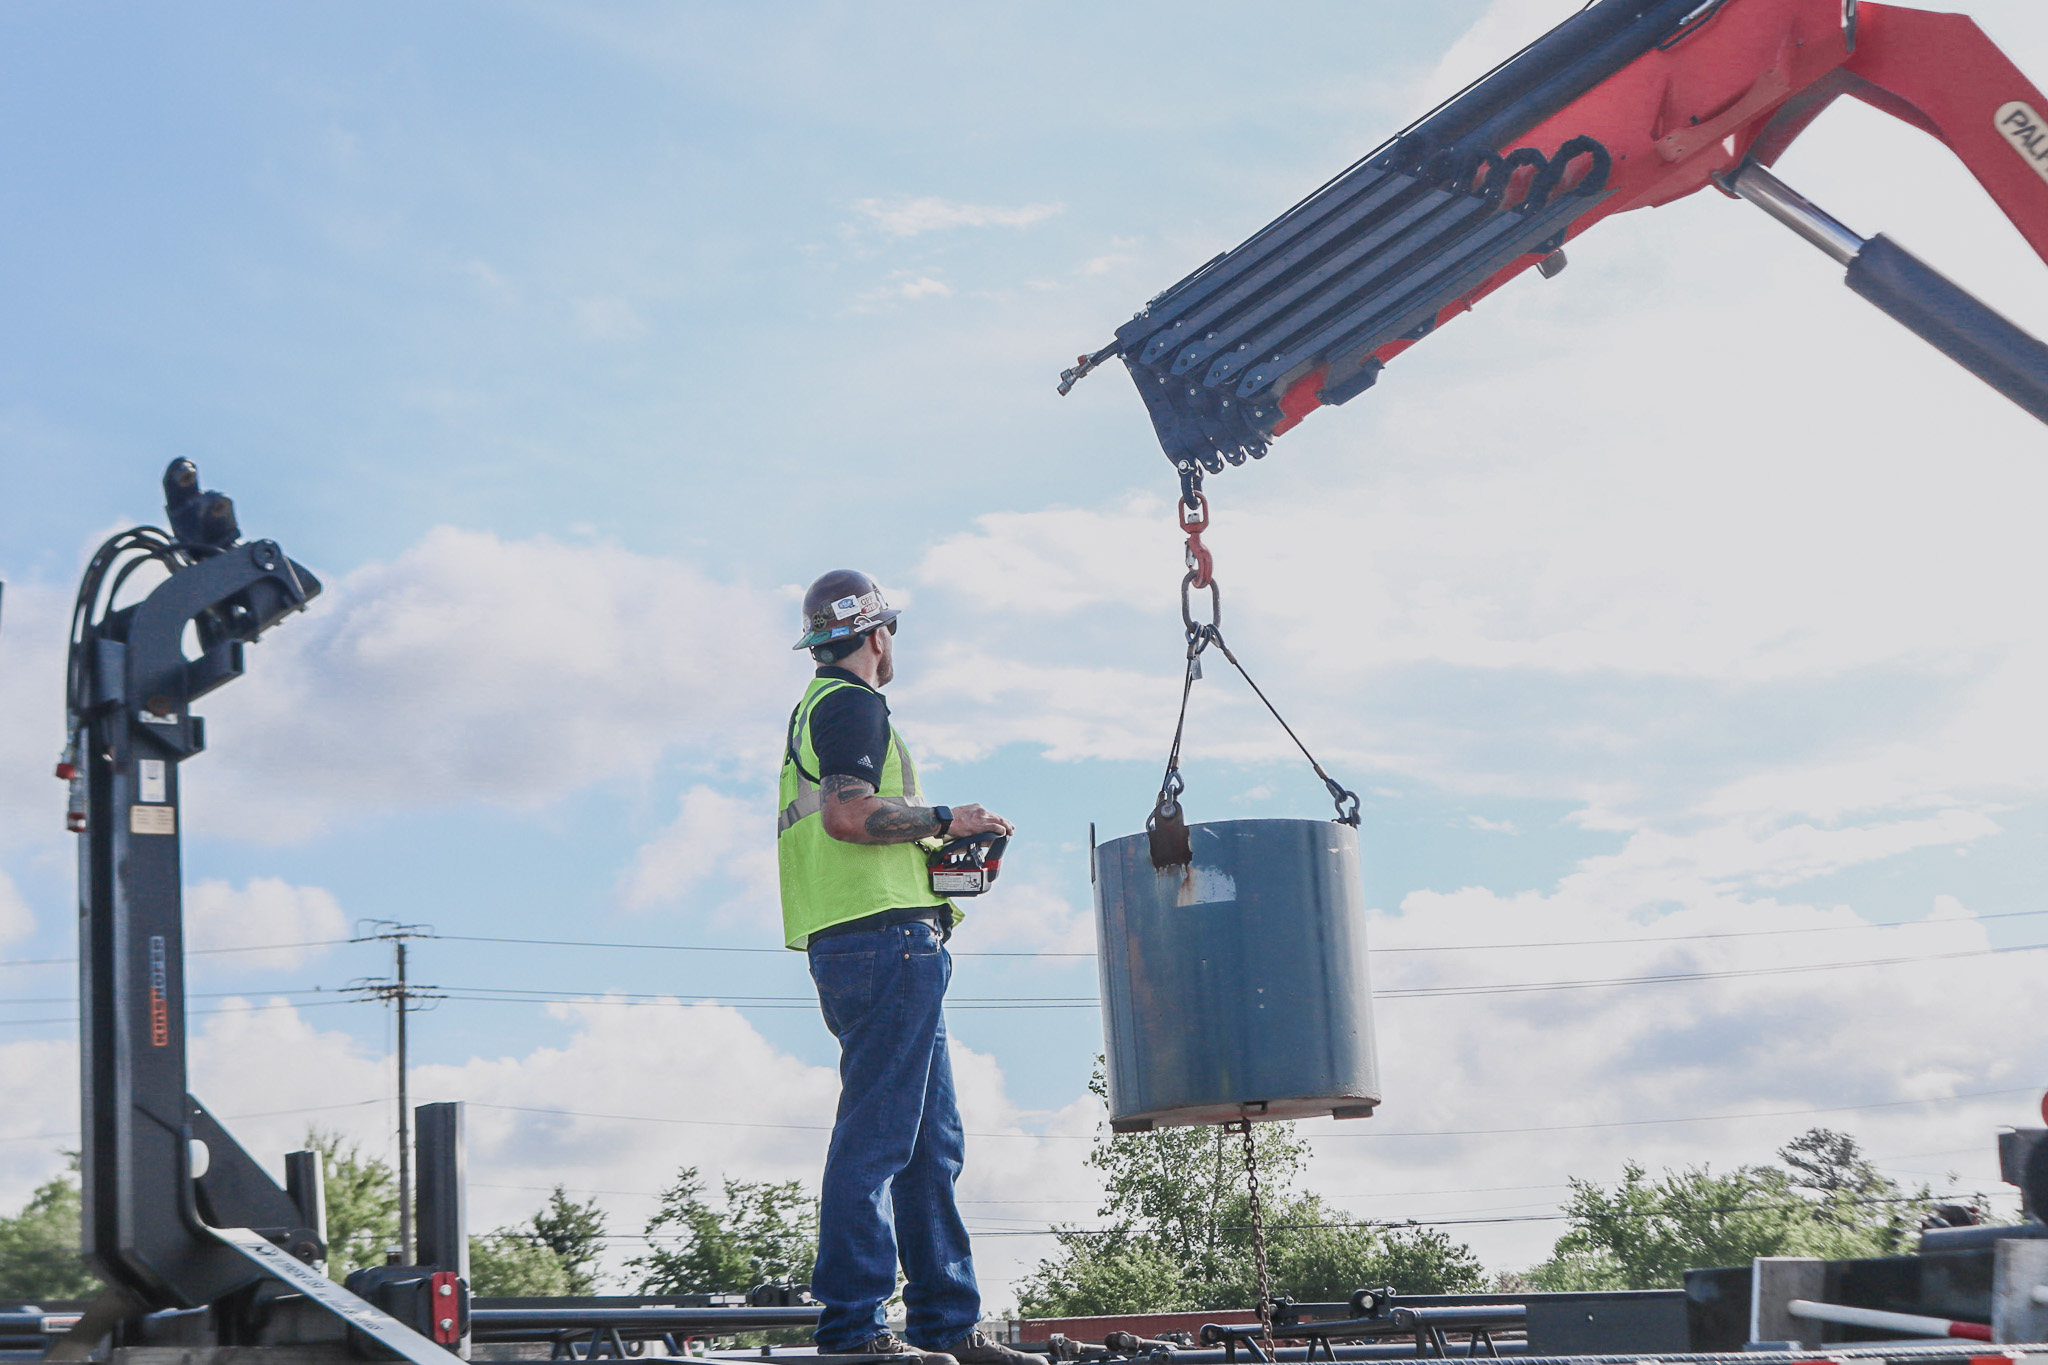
1233 1119 1277 1357
1150 478 1218 866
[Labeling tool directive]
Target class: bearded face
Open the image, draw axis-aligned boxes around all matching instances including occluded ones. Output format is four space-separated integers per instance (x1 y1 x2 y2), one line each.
873 622 896 686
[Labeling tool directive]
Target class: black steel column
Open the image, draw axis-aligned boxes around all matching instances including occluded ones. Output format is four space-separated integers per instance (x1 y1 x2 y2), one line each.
414 1101 469 1281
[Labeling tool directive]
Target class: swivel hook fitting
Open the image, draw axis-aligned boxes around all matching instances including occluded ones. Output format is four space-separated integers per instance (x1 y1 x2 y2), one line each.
1179 491 1215 590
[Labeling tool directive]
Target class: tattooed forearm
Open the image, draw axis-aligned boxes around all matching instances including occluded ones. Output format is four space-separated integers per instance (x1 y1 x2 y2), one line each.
863 803 941 842
817 775 938 844
822 773 874 805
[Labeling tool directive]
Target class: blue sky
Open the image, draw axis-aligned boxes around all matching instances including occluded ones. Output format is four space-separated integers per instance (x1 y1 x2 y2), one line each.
5 0 2048 1301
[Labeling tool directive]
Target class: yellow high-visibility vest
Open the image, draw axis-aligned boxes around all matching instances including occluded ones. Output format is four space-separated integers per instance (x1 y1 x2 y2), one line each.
776 677 952 949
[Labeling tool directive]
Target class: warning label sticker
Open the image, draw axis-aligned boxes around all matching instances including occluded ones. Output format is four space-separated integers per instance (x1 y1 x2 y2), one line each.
139 758 166 804
130 805 176 836
1996 100 2048 186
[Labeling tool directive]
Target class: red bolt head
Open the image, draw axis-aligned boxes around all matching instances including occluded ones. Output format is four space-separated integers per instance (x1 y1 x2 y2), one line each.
54 762 76 780
66 812 87 833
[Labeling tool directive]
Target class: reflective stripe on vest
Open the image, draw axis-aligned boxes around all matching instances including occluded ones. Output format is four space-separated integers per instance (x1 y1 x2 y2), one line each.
776 678 952 950
777 728 919 833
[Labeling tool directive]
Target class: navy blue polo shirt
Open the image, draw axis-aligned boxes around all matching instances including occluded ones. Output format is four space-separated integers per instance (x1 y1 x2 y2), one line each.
809 667 890 782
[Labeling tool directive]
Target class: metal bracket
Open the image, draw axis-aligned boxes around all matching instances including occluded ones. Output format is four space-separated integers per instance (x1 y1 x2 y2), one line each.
205 1222 455 1365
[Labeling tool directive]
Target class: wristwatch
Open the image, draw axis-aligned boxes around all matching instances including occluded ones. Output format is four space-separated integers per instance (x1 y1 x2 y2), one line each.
932 805 953 838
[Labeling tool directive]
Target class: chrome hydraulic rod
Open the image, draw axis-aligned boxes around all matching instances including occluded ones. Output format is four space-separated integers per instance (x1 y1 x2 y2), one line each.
1726 161 1865 264
1725 159 2048 425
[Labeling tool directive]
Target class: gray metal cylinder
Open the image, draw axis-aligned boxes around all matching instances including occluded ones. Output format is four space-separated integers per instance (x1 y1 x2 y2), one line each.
1092 818 1380 1131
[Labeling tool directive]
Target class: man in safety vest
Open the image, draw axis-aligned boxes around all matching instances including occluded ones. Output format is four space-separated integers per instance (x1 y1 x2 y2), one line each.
778 569 1026 1365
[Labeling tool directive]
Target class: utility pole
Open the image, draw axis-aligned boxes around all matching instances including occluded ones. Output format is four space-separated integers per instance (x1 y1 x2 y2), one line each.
349 921 442 1265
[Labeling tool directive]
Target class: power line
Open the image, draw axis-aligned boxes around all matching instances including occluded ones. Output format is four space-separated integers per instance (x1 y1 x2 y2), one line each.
965 1190 1983 1239
0 1096 389 1146
1374 940 2048 999
0 997 366 1029
1369 907 2048 954
1 934 2039 1030
460 1084 2043 1146
0 938 359 969
13 906 2043 971
465 1101 1074 1141
360 910 2048 960
239 938 2048 1011
432 933 1086 959
1315 1085 2046 1139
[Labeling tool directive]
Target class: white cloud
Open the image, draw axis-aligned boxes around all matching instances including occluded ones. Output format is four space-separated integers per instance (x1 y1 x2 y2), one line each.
0 866 33 946
185 877 349 970
1416 1 1584 111
918 494 1179 616
619 785 778 930
898 645 1182 766
0 1034 79 1212
853 197 1064 238
852 272 956 309
959 880 1094 957
0 580 69 849
174 996 1100 1303
1302 879 2047 1271
191 527 789 840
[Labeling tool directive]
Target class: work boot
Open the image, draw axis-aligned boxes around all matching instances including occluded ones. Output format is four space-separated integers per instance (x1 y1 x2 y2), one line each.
938 1331 1039 1365
846 1333 959 1365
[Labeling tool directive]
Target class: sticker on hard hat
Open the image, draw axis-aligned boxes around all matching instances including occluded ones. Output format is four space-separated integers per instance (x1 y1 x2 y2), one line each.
832 595 861 620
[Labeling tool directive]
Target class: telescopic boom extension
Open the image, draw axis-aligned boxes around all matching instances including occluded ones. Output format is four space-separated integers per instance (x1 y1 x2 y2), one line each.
1064 0 2048 480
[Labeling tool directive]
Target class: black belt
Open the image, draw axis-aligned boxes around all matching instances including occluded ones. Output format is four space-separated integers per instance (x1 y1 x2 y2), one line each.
809 905 954 943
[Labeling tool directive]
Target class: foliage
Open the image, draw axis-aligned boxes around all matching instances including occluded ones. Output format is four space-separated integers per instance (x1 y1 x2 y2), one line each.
529 1187 608 1295
1016 1070 1483 1317
1525 1130 1934 1290
469 1186 611 1297
470 1232 574 1296
0 1159 99 1301
303 1128 400 1281
1779 1128 1926 1252
630 1168 818 1296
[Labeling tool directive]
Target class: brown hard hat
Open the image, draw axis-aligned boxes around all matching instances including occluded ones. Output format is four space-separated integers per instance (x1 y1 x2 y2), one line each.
795 569 900 650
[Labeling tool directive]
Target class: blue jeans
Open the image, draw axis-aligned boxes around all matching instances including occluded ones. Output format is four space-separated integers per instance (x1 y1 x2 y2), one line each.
807 920 980 1351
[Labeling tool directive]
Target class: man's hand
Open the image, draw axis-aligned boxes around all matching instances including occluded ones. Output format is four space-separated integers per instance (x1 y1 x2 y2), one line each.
819 775 1014 845
944 803 1013 837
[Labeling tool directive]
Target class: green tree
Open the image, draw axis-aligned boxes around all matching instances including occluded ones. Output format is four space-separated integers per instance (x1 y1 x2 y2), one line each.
302 1128 399 1281
1525 1131 1934 1290
0 1160 100 1300
631 1168 818 1295
530 1187 607 1294
1017 1071 1482 1316
1777 1128 1925 1255
469 1186 610 1297
1262 1209 1483 1303
470 1233 574 1297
